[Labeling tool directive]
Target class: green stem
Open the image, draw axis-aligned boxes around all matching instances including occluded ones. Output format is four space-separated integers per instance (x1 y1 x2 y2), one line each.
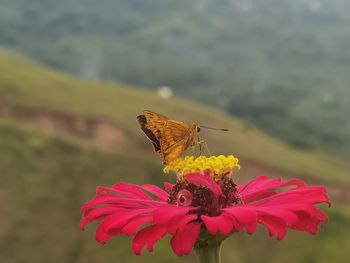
195 241 222 263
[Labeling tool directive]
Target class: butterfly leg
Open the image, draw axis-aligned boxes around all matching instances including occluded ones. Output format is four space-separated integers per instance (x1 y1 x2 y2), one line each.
197 140 211 156
203 141 212 156
192 142 201 157
192 146 196 156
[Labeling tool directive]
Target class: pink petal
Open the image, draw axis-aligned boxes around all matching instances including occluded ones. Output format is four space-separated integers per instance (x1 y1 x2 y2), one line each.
290 208 328 234
171 223 201 256
238 176 284 203
245 221 257 234
258 215 287 240
95 222 117 244
81 195 143 213
80 206 121 230
132 225 167 255
122 215 154 235
224 206 257 225
255 187 330 207
153 205 194 224
112 182 152 200
103 209 153 232
233 176 330 239
253 207 299 225
81 195 121 214
139 184 169 201
81 194 164 213
281 178 305 187
228 215 244 232
223 206 258 233
202 214 234 236
167 214 198 234
186 173 222 196
164 182 174 191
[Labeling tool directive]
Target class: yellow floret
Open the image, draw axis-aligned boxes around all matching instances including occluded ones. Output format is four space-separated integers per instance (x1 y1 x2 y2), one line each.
164 155 240 180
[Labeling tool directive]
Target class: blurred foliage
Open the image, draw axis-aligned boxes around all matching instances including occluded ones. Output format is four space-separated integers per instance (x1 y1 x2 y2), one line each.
0 0 350 153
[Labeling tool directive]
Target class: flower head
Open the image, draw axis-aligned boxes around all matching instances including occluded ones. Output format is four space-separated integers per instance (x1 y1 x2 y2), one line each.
164 155 240 181
80 155 330 257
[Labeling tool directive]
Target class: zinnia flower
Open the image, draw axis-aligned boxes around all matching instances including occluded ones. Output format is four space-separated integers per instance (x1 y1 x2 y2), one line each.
80 155 330 259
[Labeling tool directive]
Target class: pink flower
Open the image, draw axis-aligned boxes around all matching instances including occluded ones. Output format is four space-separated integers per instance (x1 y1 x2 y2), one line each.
80 173 330 256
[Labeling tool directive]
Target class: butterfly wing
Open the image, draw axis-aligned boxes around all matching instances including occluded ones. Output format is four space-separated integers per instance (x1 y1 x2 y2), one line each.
160 120 191 164
143 110 168 140
137 115 161 153
137 110 168 153
162 142 186 165
138 111 199 164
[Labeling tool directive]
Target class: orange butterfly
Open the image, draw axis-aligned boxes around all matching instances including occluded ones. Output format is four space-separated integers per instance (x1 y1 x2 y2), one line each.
137 110 201 165
137 110 228 165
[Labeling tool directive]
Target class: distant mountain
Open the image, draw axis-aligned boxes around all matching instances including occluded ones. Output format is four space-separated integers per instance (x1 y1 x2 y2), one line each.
0 0 349 151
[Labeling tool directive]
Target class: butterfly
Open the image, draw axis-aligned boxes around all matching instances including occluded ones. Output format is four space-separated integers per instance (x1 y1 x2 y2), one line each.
137 110 228 165
137 110 201 165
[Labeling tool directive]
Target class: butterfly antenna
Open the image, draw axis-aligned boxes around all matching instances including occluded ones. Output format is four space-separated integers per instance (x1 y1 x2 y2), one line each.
199 125 229 131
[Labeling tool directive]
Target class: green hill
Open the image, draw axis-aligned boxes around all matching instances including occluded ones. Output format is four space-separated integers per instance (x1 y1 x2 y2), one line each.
0 49 349 184
0 49 349 263
1 0 350 152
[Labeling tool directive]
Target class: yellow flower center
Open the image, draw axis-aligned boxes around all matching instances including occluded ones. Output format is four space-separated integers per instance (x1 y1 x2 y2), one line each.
164 155 240 181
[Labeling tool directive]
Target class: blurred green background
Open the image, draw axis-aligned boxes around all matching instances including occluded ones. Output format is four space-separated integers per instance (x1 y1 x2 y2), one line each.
0 0 349 262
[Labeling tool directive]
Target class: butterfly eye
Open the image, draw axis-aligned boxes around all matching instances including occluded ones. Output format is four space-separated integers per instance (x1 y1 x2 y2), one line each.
176 189 193 206
196 126 201 132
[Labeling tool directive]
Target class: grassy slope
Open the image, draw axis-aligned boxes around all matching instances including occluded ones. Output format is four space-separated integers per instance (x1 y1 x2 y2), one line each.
0 49 349 184
0 119 163 263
